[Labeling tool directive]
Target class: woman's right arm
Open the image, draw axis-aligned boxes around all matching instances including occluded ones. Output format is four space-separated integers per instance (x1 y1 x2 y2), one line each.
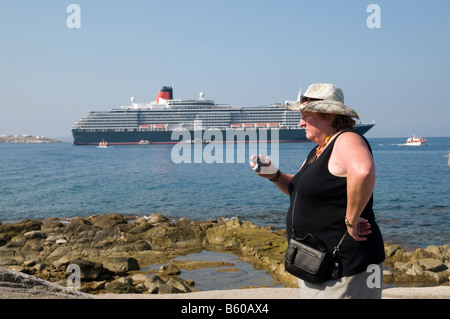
249 155 294 195
267 171 294 195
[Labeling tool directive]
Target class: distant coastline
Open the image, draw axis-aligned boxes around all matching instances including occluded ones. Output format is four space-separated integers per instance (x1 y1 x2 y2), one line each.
0 135 60 144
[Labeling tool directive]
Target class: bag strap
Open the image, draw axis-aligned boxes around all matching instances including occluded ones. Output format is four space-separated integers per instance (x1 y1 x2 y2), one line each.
332 232 348 256
290 192 298 238
291 192 348 254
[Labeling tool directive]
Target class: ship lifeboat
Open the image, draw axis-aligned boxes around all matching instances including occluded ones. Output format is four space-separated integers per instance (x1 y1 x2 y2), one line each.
153 124 166 131
268 123 279 128
230 124 242 129
243 123 255 128
139 125 151 131
138 139 150 145
256 123 267 128
98 140 108 148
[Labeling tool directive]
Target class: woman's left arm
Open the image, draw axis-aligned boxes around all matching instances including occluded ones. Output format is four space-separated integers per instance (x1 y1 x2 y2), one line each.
330 132 375 241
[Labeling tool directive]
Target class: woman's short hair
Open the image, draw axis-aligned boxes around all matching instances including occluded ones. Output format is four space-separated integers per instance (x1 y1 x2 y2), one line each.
318 113 356 130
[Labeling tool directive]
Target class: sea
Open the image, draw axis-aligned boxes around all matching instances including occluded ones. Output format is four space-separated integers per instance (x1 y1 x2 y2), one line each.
1 137 449 250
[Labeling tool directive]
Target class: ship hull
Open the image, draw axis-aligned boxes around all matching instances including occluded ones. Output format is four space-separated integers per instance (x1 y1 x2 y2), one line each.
72 124 374 145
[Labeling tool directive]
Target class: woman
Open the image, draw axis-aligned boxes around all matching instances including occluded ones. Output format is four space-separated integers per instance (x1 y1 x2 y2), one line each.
251 83 385 298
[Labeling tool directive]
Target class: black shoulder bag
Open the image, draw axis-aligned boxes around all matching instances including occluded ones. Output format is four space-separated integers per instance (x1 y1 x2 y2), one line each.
284 193 348 284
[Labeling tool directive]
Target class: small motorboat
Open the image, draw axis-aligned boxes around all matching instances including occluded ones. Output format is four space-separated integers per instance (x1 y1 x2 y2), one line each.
406 135 427 146
98 140 108 148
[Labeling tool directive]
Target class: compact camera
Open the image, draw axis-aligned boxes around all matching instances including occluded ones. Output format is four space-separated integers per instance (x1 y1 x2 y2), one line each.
252 155 270 173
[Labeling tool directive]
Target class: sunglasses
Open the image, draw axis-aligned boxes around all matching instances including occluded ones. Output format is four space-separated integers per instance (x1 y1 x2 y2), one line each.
300 96 324 103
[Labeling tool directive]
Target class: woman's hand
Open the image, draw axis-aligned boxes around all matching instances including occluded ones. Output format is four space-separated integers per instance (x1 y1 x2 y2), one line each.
250 154 279 178
347 218 372 241
250 154 294 195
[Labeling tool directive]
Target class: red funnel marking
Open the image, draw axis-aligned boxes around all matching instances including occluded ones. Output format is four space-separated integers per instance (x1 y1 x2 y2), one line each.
156 86 173 104
156 91 171 104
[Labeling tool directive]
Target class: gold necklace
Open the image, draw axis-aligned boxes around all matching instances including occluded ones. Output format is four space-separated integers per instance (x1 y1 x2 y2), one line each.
309 132 336 163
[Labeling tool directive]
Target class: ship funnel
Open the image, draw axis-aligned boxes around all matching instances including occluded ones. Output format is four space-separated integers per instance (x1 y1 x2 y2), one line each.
156 86 173 104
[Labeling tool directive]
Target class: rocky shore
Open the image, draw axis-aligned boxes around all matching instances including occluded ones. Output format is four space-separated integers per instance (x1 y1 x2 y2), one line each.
0 213 449 297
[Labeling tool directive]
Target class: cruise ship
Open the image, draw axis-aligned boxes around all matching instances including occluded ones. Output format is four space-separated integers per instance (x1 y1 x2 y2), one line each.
71 86 375 145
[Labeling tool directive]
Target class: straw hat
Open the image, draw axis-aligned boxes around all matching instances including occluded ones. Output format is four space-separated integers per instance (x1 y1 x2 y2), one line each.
286 83 359 119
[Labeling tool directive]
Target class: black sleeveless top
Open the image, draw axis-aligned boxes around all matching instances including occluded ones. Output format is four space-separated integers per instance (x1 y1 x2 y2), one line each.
286 128 385 278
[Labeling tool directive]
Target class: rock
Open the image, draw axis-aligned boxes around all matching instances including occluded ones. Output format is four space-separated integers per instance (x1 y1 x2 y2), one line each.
47 245 72 260
45 234 65 243
130 273 149 283
384 244 411 265
157 284 184 294
383 269 394 284
64 218 94 234
23 260 37 267
90 280 107 291
143 275 187 294
129 240 151 251
0 259 19 266
424 270 449 284
33 263 47 272
128 223 153 235
89 214 126 229
52 256 70 269
104 277 142 294
384 244 401 258
142 275 166 293
134 217 148 224
392 253 449 285
394 261 411 273
147 213 168 224
143 221 204 249
223 218 243 228
6 235 26 248
418 258 448 272
0 220 42 238
145 284 159 294
93 229 117 242
0 237 7 248
160 263 180 275
166 277 194 293
0 266 90 299
425 245 443 257
69 259 104 281
103 257 140 273
41 220 64 233
24 231 46 239
411 248 437 261
22 238 45 252
146 274 165 285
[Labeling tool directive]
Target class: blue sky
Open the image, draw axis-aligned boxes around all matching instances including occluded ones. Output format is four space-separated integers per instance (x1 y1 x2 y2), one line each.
1 0 449 138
